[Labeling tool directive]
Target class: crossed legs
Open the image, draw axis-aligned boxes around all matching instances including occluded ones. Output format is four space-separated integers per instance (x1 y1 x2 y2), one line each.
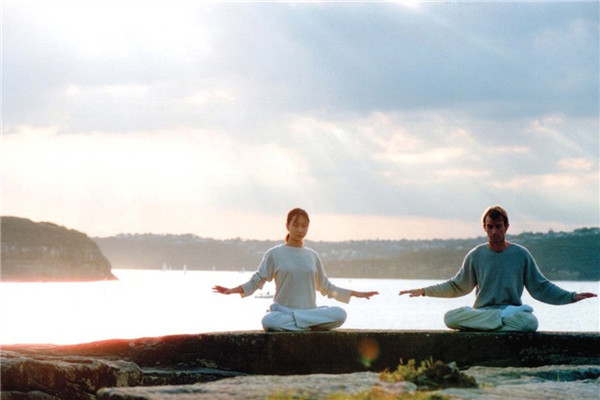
262 303 347 332
444 305 538 332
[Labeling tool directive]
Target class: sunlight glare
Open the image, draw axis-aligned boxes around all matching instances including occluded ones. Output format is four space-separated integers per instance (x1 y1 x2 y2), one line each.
1 271 596 345
392 0 422 11
23 2 212 59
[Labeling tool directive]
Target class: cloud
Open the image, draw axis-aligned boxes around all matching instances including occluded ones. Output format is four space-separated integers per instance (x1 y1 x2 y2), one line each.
558 157 595 172
4 2 598 132
376 146 467 166
2 2 598 239
3 106 597 238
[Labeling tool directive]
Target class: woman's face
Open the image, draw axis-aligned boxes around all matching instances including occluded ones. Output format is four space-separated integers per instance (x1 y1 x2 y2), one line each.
287 215 309 244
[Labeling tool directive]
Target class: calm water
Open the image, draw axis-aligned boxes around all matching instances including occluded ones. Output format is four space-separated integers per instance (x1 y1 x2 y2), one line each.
0 269 598 345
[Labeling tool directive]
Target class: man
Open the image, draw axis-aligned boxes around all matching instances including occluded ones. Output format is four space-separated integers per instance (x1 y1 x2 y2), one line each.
399 205 597 331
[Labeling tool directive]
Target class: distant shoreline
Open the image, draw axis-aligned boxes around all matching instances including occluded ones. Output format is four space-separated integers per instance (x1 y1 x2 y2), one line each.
95 227 600 281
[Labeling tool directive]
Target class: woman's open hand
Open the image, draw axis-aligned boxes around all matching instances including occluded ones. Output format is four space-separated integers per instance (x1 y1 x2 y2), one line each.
212 285 242 295
351 290 379 300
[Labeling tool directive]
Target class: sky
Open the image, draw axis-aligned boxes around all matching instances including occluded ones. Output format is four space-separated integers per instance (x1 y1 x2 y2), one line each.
2 1 599 242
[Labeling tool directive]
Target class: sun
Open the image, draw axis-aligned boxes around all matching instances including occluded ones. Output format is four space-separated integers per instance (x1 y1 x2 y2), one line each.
393 0 422 11
20 2 212 59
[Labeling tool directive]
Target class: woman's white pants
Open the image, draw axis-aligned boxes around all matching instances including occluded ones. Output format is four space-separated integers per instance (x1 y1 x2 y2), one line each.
261 303 347 332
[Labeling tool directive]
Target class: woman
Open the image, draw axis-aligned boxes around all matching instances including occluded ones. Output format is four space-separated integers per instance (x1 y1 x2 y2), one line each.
213 208 378 331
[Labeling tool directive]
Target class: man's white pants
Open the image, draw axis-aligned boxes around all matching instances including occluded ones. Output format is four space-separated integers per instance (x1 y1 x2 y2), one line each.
261 303 347 332
444 306 539 332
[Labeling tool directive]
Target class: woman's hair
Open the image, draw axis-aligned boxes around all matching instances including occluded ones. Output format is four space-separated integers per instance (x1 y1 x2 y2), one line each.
285 208 310 243
482 205 509 226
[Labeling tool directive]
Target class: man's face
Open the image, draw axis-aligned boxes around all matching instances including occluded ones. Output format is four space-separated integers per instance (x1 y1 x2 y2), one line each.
484 215 508 244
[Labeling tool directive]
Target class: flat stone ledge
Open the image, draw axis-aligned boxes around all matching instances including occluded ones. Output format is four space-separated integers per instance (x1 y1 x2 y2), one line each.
96 372 388 400
97 365 600 400
0 351 245 400
3 330 599 375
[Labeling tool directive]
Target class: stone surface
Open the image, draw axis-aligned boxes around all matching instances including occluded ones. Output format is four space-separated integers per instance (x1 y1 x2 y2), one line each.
96 365 600 400
5 330 597 374
0 216 116 281
96 372 407 400
438 365 600 400
140 367 244 386
0 350 245 399
3 331 599 399
0 351 142 399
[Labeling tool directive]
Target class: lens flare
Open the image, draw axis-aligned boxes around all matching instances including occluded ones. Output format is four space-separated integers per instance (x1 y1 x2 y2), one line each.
357 337 380 367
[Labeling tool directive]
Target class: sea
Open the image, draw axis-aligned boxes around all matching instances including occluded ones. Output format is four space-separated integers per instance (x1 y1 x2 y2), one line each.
0 269 598 345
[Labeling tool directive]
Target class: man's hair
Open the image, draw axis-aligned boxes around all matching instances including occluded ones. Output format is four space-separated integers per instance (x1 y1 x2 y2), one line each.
482 205 509 226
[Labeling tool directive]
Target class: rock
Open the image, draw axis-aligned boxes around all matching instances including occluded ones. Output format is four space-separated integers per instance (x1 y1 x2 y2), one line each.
0 351 244 399
1 391 62 400
0 216 116 281
0 351 142 399
4 331 599 374
96 372 399 400
465 364 600 384
3 332 599 399
96 365 600 400
437 364 600 400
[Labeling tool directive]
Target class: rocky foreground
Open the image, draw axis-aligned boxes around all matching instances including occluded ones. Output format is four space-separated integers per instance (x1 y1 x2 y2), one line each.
1 331 599 399
96 365 600 400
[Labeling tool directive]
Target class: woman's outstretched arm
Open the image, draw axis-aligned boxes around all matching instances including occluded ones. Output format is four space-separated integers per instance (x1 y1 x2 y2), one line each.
212 285 243 295
350 290 379 299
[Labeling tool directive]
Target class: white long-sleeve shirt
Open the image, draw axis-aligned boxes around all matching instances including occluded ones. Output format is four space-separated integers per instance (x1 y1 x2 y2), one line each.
241 244 351 309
